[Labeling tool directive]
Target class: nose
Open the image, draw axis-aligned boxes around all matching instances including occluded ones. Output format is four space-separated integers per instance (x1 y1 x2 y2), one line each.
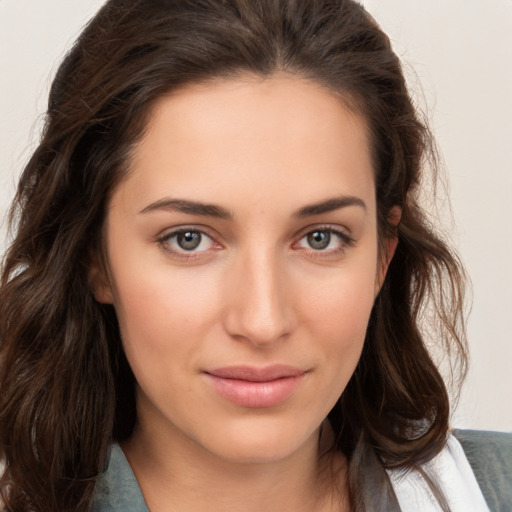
222 248 295 347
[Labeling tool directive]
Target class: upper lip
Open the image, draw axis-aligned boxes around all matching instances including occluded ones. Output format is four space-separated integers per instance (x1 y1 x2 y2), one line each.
205 365 307 382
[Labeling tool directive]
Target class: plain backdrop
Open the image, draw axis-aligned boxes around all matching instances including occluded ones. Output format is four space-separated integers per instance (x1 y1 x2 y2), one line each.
1 0 511 431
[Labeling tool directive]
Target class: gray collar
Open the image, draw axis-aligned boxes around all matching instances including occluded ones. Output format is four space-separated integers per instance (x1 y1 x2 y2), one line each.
91 444 150 512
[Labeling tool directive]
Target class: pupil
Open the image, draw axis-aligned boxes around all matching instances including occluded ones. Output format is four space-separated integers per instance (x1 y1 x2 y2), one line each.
307 231 330 250
177 231 201 250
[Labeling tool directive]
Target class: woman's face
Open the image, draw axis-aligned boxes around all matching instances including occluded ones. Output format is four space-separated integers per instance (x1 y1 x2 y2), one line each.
95 75 390 463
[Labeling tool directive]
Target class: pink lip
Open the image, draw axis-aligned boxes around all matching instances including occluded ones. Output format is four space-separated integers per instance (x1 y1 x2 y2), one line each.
204 365 307 408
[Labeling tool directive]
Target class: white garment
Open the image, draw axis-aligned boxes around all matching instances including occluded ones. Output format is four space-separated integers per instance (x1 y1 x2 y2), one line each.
387 435 489 511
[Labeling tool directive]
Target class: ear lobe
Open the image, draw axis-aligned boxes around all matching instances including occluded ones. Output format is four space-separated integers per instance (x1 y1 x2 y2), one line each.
89 254 114 304
375 206 402 294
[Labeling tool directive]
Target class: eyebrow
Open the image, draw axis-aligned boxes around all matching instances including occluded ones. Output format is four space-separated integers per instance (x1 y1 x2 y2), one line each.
139 198 232 219
139 195 366 219
294 196 367 217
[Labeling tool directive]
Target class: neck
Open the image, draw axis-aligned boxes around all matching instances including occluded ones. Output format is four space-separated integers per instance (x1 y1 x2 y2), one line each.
122 419 349 512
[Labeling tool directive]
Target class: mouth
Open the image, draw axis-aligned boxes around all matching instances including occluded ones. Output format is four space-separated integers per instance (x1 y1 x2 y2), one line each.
203 365 308 408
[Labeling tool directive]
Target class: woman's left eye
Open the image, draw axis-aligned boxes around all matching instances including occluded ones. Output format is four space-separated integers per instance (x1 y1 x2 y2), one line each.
296 228 352 252
160 229 215 253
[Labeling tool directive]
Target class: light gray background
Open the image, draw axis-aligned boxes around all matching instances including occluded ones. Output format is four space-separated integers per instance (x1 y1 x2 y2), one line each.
1 0 511 431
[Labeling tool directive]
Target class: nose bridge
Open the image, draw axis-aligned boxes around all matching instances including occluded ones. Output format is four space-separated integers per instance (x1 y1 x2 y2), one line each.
224 242 292 346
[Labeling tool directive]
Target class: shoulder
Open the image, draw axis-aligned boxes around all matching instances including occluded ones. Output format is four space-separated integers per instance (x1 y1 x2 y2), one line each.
453 428 512 452
453 429 512 512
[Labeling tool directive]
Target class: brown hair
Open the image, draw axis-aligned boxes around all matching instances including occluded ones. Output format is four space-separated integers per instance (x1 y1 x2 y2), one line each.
0 0 467 510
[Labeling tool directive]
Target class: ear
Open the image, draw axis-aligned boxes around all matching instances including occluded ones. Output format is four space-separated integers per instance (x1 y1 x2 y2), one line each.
375 206 401 295
89 253 114 304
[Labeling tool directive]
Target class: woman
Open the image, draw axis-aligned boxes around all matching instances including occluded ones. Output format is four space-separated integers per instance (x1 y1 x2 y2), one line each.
0 0 510 511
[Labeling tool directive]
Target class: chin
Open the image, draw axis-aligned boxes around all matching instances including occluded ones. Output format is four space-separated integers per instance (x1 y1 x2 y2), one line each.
194 414 321 465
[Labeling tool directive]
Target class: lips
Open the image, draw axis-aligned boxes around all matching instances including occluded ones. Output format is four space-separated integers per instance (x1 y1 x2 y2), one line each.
203 365 307 408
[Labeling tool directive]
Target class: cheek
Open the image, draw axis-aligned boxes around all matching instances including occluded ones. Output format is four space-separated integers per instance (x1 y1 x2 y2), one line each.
112 269 222 351
300 259 377 333
110 272 218 412
106 248 225 388
297 258 377 373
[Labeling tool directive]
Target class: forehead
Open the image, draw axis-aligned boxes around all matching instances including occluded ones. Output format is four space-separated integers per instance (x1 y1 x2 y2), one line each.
119 74 375 216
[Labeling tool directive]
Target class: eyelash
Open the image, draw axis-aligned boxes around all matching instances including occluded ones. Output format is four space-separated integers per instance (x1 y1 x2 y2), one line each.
294 226 355 257
156 226 355 260
156 227 220 260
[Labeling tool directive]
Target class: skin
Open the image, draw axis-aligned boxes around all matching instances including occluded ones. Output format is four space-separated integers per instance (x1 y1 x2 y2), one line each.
92 74 398 512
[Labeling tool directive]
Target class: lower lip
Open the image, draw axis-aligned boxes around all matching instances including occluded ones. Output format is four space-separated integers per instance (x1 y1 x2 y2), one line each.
204 374 305 408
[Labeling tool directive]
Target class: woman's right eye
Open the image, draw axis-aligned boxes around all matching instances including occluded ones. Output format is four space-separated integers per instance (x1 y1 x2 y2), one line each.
159 229 216 254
